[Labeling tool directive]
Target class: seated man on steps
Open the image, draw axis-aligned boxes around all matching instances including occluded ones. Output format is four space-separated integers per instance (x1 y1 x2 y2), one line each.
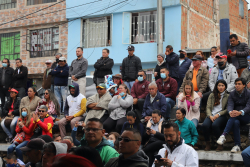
217 78 250 153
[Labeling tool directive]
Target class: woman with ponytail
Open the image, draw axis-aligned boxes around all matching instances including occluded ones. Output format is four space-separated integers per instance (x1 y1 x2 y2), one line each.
121 111 144 136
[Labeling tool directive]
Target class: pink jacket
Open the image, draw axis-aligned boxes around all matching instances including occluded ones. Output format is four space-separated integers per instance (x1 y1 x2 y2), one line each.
178 92 200 121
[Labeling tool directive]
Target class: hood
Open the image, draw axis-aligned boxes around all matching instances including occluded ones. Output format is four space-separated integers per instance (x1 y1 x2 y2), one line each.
69 82 80 97
150 117 164 125
119 150 149 164
53 142 68 155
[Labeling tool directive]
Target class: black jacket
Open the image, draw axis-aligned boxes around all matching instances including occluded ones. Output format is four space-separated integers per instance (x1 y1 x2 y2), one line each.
228 41 249 69
0 67 14 88
94 57 114 78
13 65 28 89
154 62 167 81
165 52 179 79
50 62 58 85
2 97 21 117
122 55 142 81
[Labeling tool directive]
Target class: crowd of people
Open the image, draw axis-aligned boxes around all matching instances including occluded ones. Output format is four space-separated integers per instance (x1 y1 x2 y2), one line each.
0 33 250 166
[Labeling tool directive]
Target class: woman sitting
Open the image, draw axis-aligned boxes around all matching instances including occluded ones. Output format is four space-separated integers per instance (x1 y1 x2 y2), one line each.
175 108 199 147
1 88 21 143
109 74 123 96
36 89 60 118
103 84 133 133
121 111 144 137
178 81 200 127
202 80 228 151
154 53 166 81
20 87 41 112
7 107 35 161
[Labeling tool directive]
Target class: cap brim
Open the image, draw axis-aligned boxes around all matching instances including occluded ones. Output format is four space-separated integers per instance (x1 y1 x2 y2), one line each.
96 86 105 89
178 50 183 52
69 85 75 88
20 146 32 152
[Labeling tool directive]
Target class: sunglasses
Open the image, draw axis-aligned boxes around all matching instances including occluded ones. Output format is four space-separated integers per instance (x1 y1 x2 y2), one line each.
85 128 103 132
38 110 45 113
137 75 143 77
96 88 104 91
44 93 49 95
118 137 139 142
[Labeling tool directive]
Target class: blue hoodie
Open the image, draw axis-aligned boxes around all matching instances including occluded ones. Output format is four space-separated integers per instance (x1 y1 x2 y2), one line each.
51 63 69 86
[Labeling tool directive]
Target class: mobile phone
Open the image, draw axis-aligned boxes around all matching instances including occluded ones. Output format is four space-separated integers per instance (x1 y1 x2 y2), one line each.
78 121 83 126
146 127 151 131
186 95 190 97
154 155 163 161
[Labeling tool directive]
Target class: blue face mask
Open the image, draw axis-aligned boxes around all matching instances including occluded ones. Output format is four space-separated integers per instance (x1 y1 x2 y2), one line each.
107 140 114 148
119 92 125 97
7 164 16 167
22 111 27 117
2 63 7 67
138 76 143 82
160 73 166 79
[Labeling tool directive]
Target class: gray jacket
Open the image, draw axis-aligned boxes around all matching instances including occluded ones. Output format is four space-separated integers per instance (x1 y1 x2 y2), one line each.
69 57 88 79
209 63 238 92
241 66 250 90
108 94 133 120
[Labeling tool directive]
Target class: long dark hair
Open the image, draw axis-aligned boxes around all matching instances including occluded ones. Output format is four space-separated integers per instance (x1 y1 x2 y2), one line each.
213 80 227 106
126 111 141 132
45 89 60 116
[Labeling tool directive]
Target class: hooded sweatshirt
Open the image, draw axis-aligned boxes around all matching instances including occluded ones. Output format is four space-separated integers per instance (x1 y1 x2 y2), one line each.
53 142 68 155
64 82 87 117
104 150 149 167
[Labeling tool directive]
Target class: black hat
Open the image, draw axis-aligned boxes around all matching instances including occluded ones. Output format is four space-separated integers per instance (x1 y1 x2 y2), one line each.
191 55 203 61
20 138 46 152
127 45 135 51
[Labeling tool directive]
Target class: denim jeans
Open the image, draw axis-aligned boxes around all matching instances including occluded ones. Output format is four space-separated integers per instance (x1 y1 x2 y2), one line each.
166 98 175 119
1 116 19 138
191 118 199 128
124 81 135 91
8 140 29 161
54 86 67 113
223 114 250 146
242 146 250 166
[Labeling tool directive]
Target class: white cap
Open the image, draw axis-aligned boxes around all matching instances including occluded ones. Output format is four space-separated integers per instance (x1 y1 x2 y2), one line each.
179 49 187 53
59 57 66 61
45 60 53 64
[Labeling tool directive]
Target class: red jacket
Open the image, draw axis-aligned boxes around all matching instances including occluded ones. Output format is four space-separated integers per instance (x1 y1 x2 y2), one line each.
15 117 36 141
156 77 177 101
34 114 54 138
131 79 150 99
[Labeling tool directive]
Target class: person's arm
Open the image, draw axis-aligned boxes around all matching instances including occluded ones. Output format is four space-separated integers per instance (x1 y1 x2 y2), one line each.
57 66 69 77
141 99 147 119
165 53 179 64
136 57 142 73
94 59 102 69
9 68 14 88
121 59 125 80
198 69 209 93
118 95 133 108
242 93 250 114
160 94 168 118
73 98 87 117
190 122 199 145
227 66 238 92
236 43 249 57
50 67 60 76
241 70 250 90
22 118 36 134
171 148 199 167
130 83 136 98
100 59 114 70
219 95 228 116
36 117 53 132
3 100 10 117
12 98 21 116
227 92 234 113
191 95 200 113
154 132 165 141
138 82 150 99
206 94 213 117
208 68 216 91
71 127 81 146
15 119 22 133
74 60 88 79
108 97 120 110
64 99 69 116
165 79 177 98
15 66 28 79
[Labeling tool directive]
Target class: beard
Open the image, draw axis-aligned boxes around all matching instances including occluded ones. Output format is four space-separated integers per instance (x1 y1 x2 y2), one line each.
166 136 179 147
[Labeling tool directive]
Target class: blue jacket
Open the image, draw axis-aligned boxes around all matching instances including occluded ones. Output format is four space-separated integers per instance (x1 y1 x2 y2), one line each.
165 52 179 79
50 64 69 86
121 121 144 137
178 57 192 80
142 91 167 118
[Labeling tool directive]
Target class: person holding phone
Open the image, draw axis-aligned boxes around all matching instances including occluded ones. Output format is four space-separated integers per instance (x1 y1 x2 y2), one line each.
178 81 200 127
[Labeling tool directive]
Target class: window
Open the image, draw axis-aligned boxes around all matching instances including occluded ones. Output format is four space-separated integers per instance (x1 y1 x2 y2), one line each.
0 32 20 61
239 0 244 18
0 0 16 10
82 16 112 48
27 0 57 6
131 11 164 44
27 27 59 58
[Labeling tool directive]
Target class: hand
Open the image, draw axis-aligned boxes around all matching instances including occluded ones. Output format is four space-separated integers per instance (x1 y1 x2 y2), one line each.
213 114 219 120
154 158 173 167
231 51 236 56
60 70 63 73
66 116 74 121
75 121 80 127
32 112 39 122
230 110 241 117
133 98 138 105
154 72 158 77
209 116 215 122
247 82 250 89
72 75 78 81
187 97 194 103
197 92 203 98
165 51 169 55
18 121 24 127
146 130 151 135
145 116 151 122
181 96 186 102
117 95 121 99
150 129 156 135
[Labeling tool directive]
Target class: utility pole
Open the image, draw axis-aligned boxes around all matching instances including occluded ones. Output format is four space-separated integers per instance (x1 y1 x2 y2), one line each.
157 0 163 54
219 0 230 54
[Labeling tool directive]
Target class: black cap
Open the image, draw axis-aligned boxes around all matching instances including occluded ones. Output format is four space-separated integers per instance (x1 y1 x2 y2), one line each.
20 138 46 152
127 45 135 51
191 55 203 61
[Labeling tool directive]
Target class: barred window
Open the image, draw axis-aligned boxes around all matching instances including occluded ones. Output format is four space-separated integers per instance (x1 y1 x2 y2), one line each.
27 27 59 58
27 0 57 6
131 11 164 44
239 0 244 18
0 32 20 60
82 16 112 48
0 0 16 10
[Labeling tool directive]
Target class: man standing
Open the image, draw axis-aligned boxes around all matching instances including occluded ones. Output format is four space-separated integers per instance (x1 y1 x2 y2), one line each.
0 58 14 112
58 82 86 139
94 48 114 85
42 60 53 90
153 122 198 167
131 70 150 115
51 53 62 92
105 128 149 167
69 47 88 96
13 58 28 99
156 67 177 119
228 34 249 77
51 57 69 112
122 45 142 91
165 45 179 82
178 49 192 93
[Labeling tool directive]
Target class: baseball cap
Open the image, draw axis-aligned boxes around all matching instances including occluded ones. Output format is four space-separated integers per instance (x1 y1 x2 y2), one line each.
45 60 53 64
96 83 106 89
179 49 187 53
20 138 46 152
191 55 203 61
216 54 227 59
127 45 135 51
59 57 66 61
8 88 18 94
112 74 122 79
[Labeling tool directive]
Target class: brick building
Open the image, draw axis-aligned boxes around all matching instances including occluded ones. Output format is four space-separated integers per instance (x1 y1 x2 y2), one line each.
0 0 67 88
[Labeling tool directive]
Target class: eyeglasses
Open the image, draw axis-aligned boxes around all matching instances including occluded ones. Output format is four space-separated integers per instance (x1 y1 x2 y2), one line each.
137 75 143 77
118 137 139 142
85 128 103 133
38 110 45 113
44 93 49 95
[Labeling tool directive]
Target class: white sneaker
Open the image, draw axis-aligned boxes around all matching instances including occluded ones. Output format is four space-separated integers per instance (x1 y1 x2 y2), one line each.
231 145 241 153
217 135 226 145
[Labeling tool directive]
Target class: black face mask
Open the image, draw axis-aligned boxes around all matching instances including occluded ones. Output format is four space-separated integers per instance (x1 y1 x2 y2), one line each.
179 53 185 58
218 62 224 67
56 58 59 63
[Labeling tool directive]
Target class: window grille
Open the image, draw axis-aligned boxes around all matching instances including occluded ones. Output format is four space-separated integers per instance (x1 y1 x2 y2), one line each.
0 32 20 60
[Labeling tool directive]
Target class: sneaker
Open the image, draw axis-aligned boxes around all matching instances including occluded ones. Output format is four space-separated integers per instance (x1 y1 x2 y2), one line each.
217 135 226 145
231 145 241 153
